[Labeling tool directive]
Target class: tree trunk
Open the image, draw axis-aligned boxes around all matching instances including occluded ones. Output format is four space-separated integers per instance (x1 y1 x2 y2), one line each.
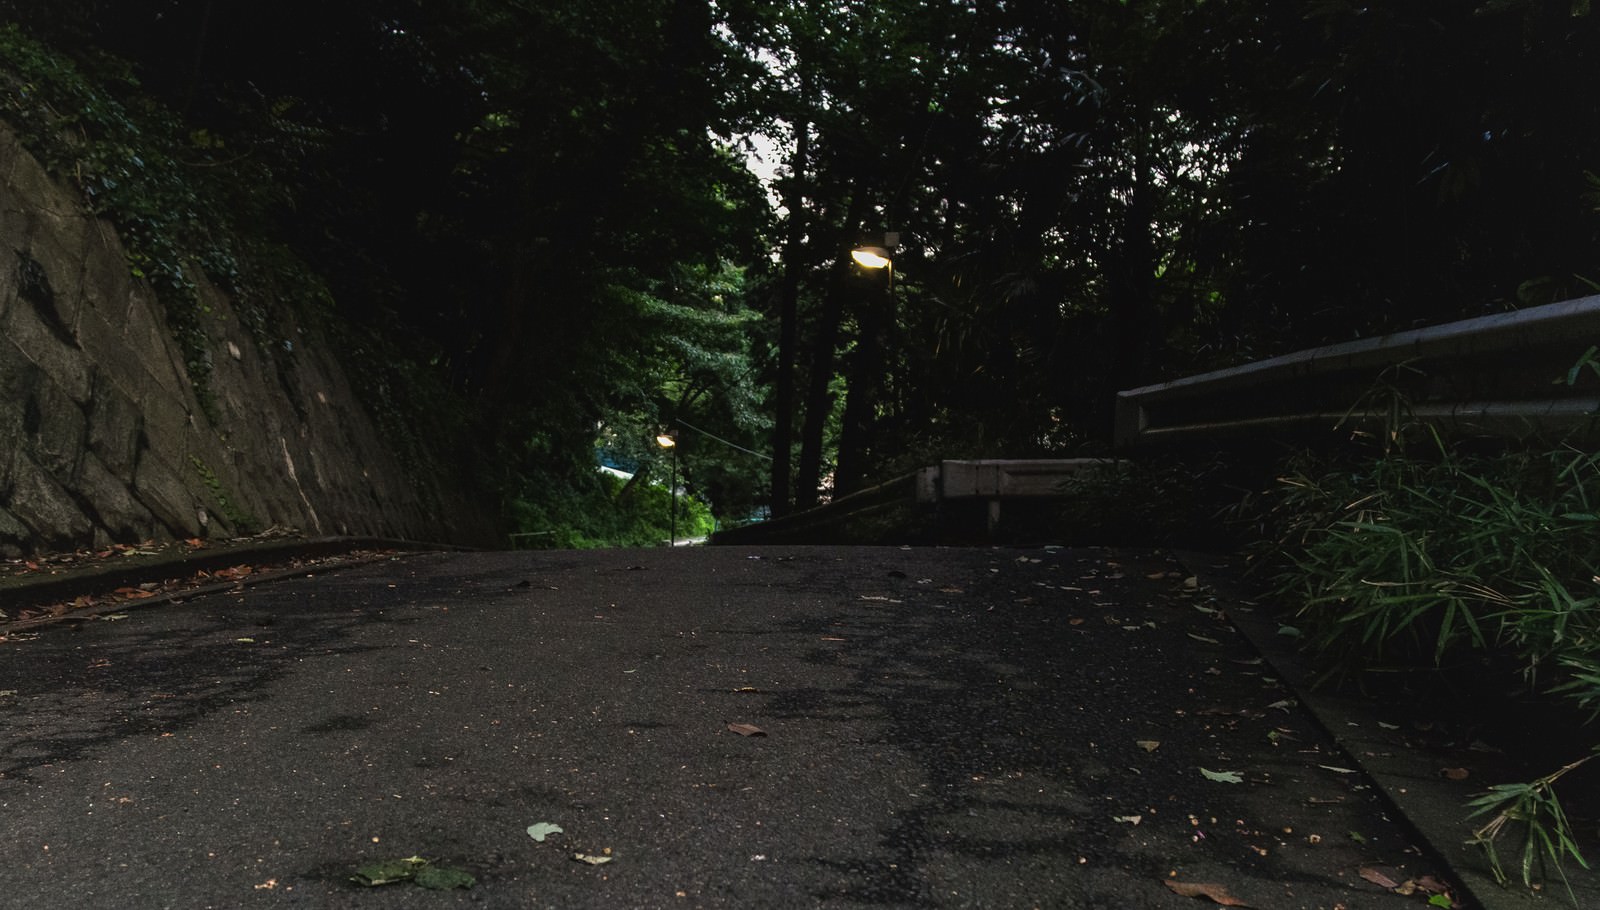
770 79 811 519
1107 106 1158 433
834 275 890 495
794 262 843 509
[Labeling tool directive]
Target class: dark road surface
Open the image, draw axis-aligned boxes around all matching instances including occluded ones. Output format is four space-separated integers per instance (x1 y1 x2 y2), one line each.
1 547 1454 908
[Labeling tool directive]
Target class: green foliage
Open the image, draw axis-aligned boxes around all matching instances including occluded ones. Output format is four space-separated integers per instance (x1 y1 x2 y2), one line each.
189 455 254 533
1467 750 1597 905
509 468 713 549
1245 417 1600 896
1255 437 1600 696
1046 456 1246 547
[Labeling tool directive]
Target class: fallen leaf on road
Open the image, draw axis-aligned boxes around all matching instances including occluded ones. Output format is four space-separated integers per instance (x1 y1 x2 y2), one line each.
349 855 475 889
727 722 767 737
1187 633 1220 644
1427 894 1455 908
1163 880 1250 906
352 856 427 887
1441 767 1470 781
1415 875 1449 894
820 636 847 642
1319 765 1358 775
415 865 476 890
1200 768 1244 784
573 853 613 865
1348 830 1367 844
1358 866 1400 889
527 823 563 842
1136 740 1161 752
733 686 759 693
1113 814 1143 825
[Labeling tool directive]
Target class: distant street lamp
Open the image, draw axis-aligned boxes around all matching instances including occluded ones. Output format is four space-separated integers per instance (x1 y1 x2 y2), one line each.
850 232 898 291
656 430 678 546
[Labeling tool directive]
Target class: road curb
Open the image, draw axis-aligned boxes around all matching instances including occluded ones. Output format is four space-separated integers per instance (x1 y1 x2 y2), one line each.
0 537 451 631
1177 550 1598 910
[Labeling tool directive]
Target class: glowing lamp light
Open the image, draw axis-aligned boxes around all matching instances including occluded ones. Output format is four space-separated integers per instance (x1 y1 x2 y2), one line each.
851 247 892 270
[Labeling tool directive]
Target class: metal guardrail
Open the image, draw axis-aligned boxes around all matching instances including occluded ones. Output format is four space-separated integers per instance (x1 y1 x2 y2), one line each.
1115 294 1600 449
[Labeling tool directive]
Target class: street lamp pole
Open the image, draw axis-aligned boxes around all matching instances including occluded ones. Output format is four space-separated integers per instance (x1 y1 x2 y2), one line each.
656 431 678 546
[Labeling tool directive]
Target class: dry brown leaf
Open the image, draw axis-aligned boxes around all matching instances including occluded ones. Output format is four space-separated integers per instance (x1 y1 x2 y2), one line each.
1163 880 1250 906
1441 767 1470 781
1415 875 1448 894
727 722 767 737
1136 740 1161 752
1358 866 1400 889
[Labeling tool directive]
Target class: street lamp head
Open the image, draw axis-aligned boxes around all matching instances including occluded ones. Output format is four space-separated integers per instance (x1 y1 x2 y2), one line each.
850 246 892 270
656 432 677 449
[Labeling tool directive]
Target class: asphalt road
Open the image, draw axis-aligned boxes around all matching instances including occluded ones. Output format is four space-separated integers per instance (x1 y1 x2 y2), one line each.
0 546 1454 908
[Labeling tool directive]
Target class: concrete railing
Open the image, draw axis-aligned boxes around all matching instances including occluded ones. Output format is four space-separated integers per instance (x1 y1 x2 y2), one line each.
916 459 1117 534
1115 294 1600 449
711 459 1119 545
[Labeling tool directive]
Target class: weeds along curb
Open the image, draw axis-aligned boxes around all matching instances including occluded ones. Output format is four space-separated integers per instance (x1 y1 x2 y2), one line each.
1173 549 1600 910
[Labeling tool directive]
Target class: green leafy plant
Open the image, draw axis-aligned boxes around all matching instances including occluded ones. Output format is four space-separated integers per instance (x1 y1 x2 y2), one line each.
1467 749 1596 905
190 455 255 533
1240 358 1600 897
1254 436 1600 698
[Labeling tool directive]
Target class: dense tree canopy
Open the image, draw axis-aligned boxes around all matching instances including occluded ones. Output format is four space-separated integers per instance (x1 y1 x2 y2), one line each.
3 0 1597 536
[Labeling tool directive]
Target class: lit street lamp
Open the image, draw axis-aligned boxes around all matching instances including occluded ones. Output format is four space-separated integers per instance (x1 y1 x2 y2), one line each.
850 245 893 294
850 232 898 291
656 430 678 546
850 246 891 270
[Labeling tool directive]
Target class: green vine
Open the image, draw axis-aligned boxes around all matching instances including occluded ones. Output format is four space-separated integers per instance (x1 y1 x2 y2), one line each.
189 455 254 532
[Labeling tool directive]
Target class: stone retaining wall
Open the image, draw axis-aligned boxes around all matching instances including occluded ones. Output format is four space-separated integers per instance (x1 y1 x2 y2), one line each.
0 124 495 555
